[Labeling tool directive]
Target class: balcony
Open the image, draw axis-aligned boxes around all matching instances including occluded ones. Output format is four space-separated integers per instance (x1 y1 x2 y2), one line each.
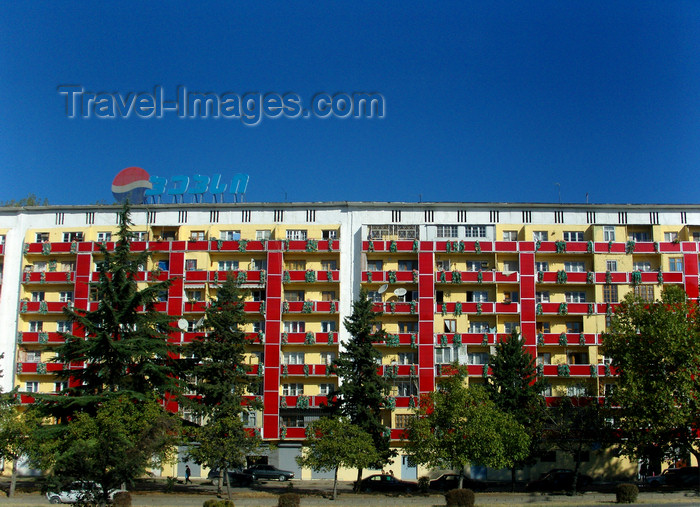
283 270 339 283
362 270 416 283
435 270 519 284
371 301 417 315
16 362 65 374
435 301 520 315
281 332 337 345
280 364 333 376
17 331 66 345
22 271 74 284
282 300 339 314
19 301 70 314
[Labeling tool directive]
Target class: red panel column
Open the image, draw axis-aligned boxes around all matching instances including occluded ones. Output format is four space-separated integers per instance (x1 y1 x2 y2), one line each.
519 250 537 352
683 246 699 301
167 251 185 318
263 244 283 439
70 250 93 385
418 245 435 393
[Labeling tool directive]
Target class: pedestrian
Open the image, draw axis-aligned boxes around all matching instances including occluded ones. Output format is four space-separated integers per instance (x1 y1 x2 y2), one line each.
185 465 192 484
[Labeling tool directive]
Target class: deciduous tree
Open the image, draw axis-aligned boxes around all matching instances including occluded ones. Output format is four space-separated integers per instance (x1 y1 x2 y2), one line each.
296 417 380 500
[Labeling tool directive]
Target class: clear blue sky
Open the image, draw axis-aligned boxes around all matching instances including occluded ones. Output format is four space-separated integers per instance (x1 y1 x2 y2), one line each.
1 1 699 206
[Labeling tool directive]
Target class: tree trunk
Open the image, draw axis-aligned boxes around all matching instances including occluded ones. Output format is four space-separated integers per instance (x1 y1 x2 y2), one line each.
217 470 223 495
571 451 581 495
225 468 232 503
511 466 516 492
332 466 338 500
458 469 464 490
9 457 18 498
354 467 362 493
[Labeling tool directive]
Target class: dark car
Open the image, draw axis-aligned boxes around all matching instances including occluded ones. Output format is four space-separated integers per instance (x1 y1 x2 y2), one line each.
358 473 419 493
429 473 486 491
207 468 254 487
663 467 699 488
525 469 592 492
243 464 295 481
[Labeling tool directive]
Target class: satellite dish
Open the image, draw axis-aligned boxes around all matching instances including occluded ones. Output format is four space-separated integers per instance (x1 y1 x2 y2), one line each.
394 288 407 297
378 284 389 294
195 316 205 329
177 318 188 331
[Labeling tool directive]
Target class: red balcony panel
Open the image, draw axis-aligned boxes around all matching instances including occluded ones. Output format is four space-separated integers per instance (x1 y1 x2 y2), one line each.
494 241 518 252
658 242 681 253
461 333 490 345
456 271 494 283
286 365 305 376
283 332 308 344
640 272 659 283
22 272 75 283
542 364 559 376
184 271 208 282
390 429 408 440
46 363 65 373
284 427 307 439
183 301 207 312
562 242 589 253
186 240 210 251
170 241 186 251
130 241 148 252
19 394 36 404
285 240 309 251
495 272 519 283
630 242 655 253
21 301 68 313
662 272 684 283
152 302 167 312
568 365 592 376
148 241 172 252
19 362 38 373
243 301 264 313
682 242 698 253
536 242 558 253
467 364 486 376
494 302 519 313
594 242 626 254
0 244 3 254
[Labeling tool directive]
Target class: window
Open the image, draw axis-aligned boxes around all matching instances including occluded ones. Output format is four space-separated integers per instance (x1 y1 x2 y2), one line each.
469 321 490 333
502 231 518 241
321 260 337 270
633 285 654 302
533 231 548 241
633 261 652 272
59 291 73 303
628 231 650 242
563 231 584 241
367 291 381 302
97 232 112 242
604 384 616 396
694 232 700 242
157 291 168 302
251 259 267 271
57 321 71 333
322 291 336 301
603 285 618 303
367 259 383 271
54 381 68 393
319 383 335 395
286 229 307 240
133 231 148 241
321 321 336 333
567 384 589 397
185 259 198 271
603 226 616 242
157 260 169 271
283 352 305 365
396 380 418 397
398 352 416 365
503 291 519 303
25 382 39 393
284 321 305 333
282 383 304 396
502 260 519 272
186 290 202 302
467 291 489 303
322 230 338 239
320 352 336 365
189 230 205 241
286 260 306 271
218 260 239 271
669 258 683 272
25 350 41 363
536 322 551 333
242 410 257 427
398 259 417 271
281 414 305 427
252 321 265 333
465 225 487 238
564 261 585 272
187 320 199 332
435 290 444 304
61 261 75 272
284 290 305 302
568 352 589 364
606 260 617 272
435 347 454 364
436 259 450 271
565 292 586 303
566 321 582 333
443 319 456 333
251 290 266 302
436 225 459 238
256 229 271 240
467 260 488 271
399 321 419 333
503 322 518 333
35 232 49 243
535 261 549 272
31 291 45 302
537 353 551 365
542 384 553 396
62 232 83 242
664 232 679 242
536 292 550 303
468 352 489 365
395 414 416 428
220 230 241 241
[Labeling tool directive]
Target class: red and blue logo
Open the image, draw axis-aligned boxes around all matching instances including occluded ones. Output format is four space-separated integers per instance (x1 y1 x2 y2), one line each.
112 167 152 204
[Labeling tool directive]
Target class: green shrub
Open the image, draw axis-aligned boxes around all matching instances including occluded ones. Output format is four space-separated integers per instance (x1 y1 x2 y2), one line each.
278 492 301 507
113 491 132 507
417 475 430 492
616 483 638 504
445 488 475 507
165 476 177 493
203 501 235 507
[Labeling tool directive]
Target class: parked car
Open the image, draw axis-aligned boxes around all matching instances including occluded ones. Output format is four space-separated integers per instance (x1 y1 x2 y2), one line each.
658 467 699 488
243 464 295 481
429 473 486 491
525 469 592 492
358 473 419 493
207 468 254 486
46 481 126 504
